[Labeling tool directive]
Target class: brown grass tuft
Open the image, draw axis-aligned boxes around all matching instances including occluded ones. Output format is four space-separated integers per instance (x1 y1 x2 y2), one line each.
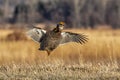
5 30 28 41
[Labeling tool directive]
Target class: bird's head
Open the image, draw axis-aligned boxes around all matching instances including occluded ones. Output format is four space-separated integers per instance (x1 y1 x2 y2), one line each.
56 22 65 31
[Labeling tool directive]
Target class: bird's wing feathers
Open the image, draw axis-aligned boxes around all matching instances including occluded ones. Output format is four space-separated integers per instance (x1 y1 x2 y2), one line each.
26 27 46 43
60 32 88 45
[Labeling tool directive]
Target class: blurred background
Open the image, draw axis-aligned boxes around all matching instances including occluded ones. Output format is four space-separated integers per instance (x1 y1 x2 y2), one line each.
0 0 120 64
0 0 120 29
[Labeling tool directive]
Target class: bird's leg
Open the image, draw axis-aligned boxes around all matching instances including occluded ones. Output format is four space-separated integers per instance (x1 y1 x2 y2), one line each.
46 50 51 56
38 48 41 50
46 48 51 56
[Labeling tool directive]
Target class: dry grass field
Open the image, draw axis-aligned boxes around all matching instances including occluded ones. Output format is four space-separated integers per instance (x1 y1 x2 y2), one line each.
0 28 120 79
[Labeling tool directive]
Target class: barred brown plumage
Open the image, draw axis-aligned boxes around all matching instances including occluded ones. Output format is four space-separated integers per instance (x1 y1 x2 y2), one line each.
27 22 88 55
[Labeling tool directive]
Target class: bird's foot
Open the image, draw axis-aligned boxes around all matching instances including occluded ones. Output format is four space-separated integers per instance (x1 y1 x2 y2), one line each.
38 48 41 50
46 50 51 56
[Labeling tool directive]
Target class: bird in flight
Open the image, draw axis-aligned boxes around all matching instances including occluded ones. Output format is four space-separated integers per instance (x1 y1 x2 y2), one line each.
27 22 88 55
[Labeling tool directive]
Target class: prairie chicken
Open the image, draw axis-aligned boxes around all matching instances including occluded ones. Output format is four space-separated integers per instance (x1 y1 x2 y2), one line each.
27 22 88 55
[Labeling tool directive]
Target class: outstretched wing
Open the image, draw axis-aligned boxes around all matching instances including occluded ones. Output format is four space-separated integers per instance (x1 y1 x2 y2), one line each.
60 32 88 45
26 27 46 43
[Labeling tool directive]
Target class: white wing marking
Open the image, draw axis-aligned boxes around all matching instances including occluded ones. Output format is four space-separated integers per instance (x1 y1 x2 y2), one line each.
26 28 46 43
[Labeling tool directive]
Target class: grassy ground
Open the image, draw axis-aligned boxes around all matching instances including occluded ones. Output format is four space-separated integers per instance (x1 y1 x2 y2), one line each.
0 28 120 79
0 63 120 80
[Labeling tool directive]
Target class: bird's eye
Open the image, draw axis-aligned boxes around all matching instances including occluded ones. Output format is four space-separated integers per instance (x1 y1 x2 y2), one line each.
59 24 64 26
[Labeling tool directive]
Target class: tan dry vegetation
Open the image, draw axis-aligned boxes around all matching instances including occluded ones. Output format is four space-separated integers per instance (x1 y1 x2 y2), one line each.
0 29 120 63
0 28 120 79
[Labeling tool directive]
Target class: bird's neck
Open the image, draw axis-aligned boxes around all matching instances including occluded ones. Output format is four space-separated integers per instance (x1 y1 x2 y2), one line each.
52 27 61 33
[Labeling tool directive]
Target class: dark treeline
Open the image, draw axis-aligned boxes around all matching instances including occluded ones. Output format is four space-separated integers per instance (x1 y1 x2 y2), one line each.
0 0 120 28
